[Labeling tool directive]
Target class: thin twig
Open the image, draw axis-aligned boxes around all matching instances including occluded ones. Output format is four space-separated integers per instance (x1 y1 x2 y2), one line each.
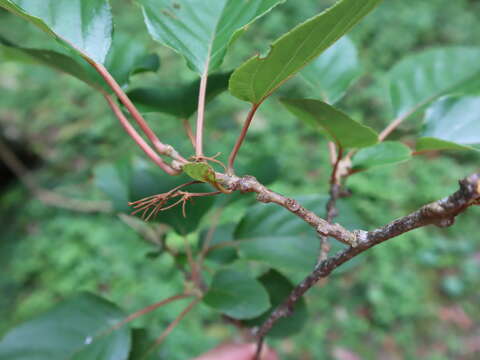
328 141 337 166
198 207 224 268
215 173 357 246
0 138 111 213
183 236 200 286
143 297 201 358
183 118 196 149
227 104 260 172
319 147 344 261
195 56 211 158
104 94 180 175
253 172 480 340
108 294 192 333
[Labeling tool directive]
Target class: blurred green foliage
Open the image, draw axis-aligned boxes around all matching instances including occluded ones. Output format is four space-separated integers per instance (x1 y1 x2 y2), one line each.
1 0 480 359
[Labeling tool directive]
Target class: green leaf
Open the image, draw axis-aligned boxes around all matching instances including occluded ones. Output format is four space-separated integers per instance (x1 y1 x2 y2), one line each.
0 0 113 63
352 141 411 170
245 271 308 338
300 36 361 104
0 34 156 90
0 292 131 360
415 96 480 151
104 33 160 88
389 47 480 119
94 161 131 213
128 72 231 118
416 137 474 152
128 328 156 360
234 195 366 278
229 0 383 104
281 99 378 148
0 35 102 88
137 0 284 74
203 269 270 319
183 162 216 183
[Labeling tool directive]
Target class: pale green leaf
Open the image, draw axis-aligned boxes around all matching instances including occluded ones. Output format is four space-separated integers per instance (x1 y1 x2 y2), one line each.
300 36 361 104
281 98 378 148
415 95 480 151
352 141 411 170
137 0 284 74
229 0 383 104
389 47 480 119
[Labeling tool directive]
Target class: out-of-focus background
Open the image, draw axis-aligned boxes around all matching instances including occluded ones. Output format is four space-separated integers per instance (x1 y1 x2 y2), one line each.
1 0 479 359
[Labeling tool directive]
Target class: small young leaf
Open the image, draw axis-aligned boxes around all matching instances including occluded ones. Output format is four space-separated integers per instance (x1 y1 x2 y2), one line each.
128 72 231 118
415 95 480 151
0 292 131 360
203 269 270 319
389 47 480 120
352 141 411 170
137 0 285 74
229 0 383 104
300 36 362 104
281 99 378 148
244 270 308 338
183 162 216 184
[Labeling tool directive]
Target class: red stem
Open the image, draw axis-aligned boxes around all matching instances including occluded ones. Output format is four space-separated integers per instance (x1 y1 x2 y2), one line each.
109 294 191 332
228 104 260 172
144 297 201 357
195 59 210 158
104 94 180 175
88 60 186 163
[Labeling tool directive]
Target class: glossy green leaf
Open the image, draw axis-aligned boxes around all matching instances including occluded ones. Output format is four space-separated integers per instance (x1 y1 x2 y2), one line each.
128 72 231 118
245 271 308 338
0 292 131 360
415 96 480 151
281 99 378 148
352 141 411 170
198 224 237 265
94 157 214 235
203 269 270 319
389 47 480 119
183 162 216 183
300 36 361 104
229 0 383 104
0 0 113 63
0 35 102 88
137 0 284 74
235 195 366 278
